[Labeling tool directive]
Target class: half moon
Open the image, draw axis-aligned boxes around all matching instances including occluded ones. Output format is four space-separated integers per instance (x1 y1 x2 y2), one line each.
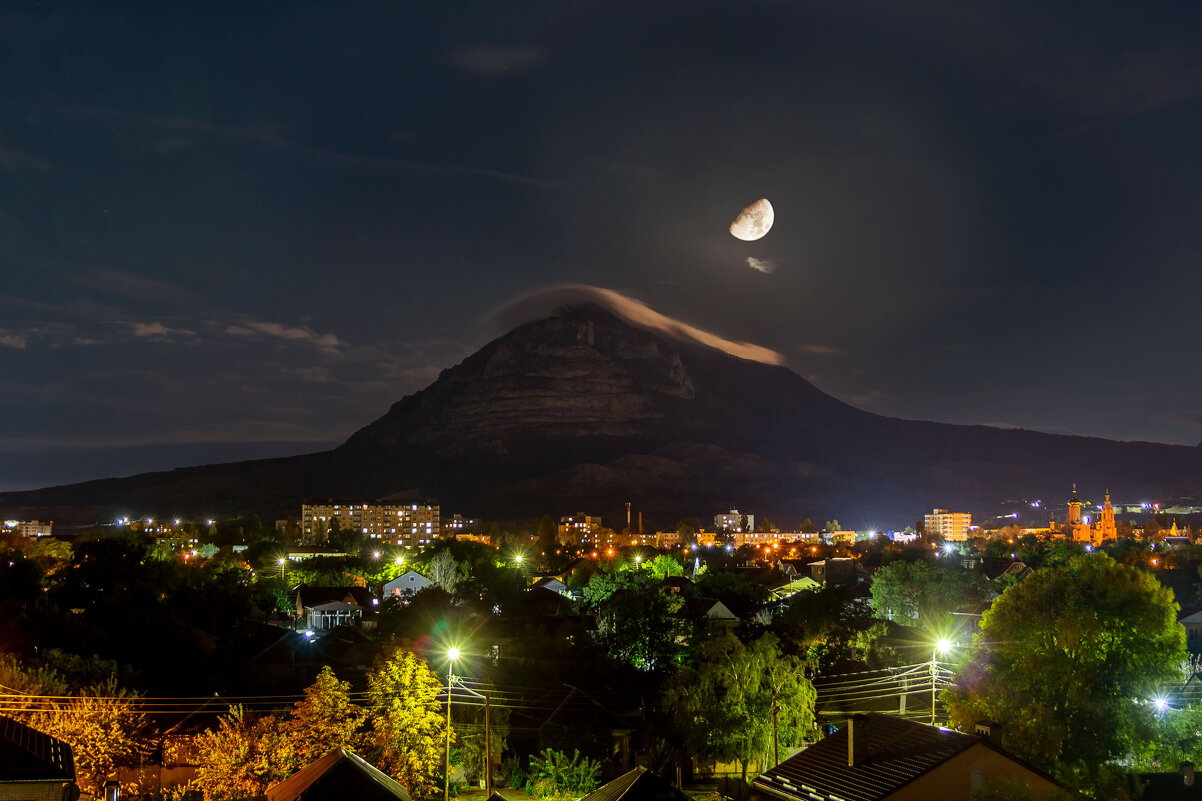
729 198 774 241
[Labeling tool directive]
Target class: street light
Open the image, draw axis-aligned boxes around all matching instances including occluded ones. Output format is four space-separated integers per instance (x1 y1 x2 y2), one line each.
445 648 460 801
278 558 286 579
932 638 952 724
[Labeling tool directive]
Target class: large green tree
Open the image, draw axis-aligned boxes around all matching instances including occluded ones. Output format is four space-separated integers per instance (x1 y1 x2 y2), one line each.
945 554 1185 790
868 558 983 628
663 633 815 779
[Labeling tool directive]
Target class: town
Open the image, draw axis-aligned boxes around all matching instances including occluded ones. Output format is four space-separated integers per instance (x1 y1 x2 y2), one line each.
1 486 1198 801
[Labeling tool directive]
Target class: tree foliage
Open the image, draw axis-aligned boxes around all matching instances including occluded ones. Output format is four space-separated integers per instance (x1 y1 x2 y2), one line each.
29 678 151 796
869 559 983 628
365 647 452 797
663 633 815 779
945 554 1185 791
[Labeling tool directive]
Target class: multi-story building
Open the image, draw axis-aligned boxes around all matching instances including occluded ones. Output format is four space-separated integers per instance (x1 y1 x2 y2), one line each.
558 514 602 545
15 520 52 537
302 501 440 549
715 509 755 532
924 509 972 542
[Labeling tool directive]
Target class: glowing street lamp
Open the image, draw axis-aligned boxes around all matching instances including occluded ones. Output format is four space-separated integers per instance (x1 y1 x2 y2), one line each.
278 557 286 579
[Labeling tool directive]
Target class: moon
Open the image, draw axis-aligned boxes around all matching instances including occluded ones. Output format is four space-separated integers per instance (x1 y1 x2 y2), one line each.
729 198 774 241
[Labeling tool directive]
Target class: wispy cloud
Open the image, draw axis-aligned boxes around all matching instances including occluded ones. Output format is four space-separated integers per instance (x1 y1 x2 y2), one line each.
448 45 548 76
0 332 27 349
746 257 777 274
799 343 848 357
225 320 343 353
132 321 193 339
492 284 784 365
58 107 554 188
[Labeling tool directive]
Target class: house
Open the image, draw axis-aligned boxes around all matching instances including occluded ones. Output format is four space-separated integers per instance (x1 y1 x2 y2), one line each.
578 766 686 801
1179 607 1202 650
679 597 740 634
532 576 568 595
293 584 374 619
306 600 362 631
753 714 1070 801
383 570 430 598
267 748 410 801
808 557 866 587
0 715 76 801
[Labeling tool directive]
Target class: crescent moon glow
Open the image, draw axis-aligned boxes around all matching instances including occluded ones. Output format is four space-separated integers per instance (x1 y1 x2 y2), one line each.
729 198 774 241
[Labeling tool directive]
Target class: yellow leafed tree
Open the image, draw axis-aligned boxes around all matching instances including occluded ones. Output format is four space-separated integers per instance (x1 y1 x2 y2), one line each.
365 648 453 797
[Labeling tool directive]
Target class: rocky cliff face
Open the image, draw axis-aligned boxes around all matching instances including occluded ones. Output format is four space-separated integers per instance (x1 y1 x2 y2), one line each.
346 305 713 455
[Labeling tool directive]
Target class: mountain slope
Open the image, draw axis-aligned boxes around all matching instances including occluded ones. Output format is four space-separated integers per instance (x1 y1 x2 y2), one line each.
3 303 1200 527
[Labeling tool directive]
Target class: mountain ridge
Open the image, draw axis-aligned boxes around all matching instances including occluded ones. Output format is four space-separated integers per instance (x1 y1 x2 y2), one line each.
3 303 1200 528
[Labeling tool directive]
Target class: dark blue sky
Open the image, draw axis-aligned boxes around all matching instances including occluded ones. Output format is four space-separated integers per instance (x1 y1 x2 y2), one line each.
3 1 1202 490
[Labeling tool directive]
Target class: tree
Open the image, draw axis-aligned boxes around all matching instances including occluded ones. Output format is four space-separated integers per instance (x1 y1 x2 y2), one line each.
824 519 841 532
192 706 291 800
945 554 1185 791
29 679 151 796
537 515 557 549
645 554 683 580
286 666 365 766
427 549 463 595
594 579 684 670
364 648 452 796
663 633 815 780
675 517 701 546
868 559 983 628
798 519 818 534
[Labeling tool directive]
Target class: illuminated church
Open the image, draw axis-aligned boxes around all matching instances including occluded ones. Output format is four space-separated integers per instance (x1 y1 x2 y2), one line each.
1058 484 1117 545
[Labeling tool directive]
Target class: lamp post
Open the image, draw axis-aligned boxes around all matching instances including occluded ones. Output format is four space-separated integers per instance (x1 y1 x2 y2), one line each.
445 648 459 801
278 558 286 579
931 638 951 725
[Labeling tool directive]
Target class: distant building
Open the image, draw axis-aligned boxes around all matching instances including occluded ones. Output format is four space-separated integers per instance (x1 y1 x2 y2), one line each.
1056 485 1116 545
383 570 429 599
558 514 602 545
15 520 52 537
441 514 479 538
729 530 776 548
925 509 972 542
302 501 439 548
714 509 753 532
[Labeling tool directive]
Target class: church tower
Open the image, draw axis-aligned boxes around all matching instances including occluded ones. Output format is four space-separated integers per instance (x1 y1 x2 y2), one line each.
1067 484 1083 525
1096 490 1117 541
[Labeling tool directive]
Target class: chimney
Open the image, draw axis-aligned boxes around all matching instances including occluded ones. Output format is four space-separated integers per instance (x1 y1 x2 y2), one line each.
1182 762 1195 787
847 715 869 767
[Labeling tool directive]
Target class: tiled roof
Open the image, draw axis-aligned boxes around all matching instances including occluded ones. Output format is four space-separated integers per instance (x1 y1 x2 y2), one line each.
578 767 686 801
0 715 75 783
266 748 410 801
753 714 979 801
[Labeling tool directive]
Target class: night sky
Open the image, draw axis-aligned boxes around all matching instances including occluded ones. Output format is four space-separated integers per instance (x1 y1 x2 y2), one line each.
3 1 1202 491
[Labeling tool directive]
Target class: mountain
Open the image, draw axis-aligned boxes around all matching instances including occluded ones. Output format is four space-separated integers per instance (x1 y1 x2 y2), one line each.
3 303 1201 528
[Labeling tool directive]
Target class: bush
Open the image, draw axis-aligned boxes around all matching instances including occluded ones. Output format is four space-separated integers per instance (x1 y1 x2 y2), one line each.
501 756 525 790
523 749 601 799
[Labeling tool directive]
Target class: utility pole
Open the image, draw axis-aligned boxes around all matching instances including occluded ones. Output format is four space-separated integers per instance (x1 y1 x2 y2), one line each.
771 691 779 767
445 669 453 801
484 693 492 795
